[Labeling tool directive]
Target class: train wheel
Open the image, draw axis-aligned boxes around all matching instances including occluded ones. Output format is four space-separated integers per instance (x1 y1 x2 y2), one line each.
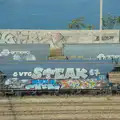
14 91 22 96
54 91 59 96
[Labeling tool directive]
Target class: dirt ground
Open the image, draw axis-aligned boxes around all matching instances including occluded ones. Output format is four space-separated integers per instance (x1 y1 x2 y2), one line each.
0 95 120 120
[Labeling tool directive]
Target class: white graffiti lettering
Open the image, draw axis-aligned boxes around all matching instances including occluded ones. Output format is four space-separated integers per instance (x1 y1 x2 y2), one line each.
13 72 32 77
11 51 30 55
13 72 18 77
76 68 88 79
64 68 76 79
0 49 30 56
42 68 55 79
89 69 100 76
97 54 120 60
13 67 100 79
55 68 65 79
31 67 43 79
0 49 36 61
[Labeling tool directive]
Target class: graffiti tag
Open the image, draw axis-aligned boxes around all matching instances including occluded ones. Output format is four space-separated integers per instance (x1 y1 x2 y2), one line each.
97 54 120 60
0 49 36 61
13 67 100 79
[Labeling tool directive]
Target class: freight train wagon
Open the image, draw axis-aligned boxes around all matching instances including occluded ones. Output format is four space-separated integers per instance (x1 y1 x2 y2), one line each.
0 44 50 63
63 43 120 64
63 43 120 93
0 60 118 96
0 43 120 95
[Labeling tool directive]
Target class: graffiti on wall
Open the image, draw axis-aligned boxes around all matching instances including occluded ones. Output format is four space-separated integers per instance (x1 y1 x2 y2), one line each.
0 31 69 48
92 31 119 42
0 30 119 48
94 36 115 41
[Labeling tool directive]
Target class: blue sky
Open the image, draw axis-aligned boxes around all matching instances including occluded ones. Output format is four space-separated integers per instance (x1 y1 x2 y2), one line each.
0 0 119 29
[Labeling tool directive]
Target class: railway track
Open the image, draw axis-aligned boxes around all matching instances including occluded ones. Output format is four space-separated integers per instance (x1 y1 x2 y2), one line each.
0 96 120 120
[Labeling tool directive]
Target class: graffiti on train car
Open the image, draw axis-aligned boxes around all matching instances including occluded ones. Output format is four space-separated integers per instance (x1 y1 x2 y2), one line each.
24 79 107 90
4 79 60 90
4 78 30 89
25 79 60 90
4 74 107 90
13 68 100 79
0 49 36 61
97 54 120 60
3 67 110 90
59 79 107 89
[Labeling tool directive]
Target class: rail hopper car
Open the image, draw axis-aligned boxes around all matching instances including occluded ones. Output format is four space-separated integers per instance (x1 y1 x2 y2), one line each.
0 43 120 96
0 60 119 96
63 43 120 64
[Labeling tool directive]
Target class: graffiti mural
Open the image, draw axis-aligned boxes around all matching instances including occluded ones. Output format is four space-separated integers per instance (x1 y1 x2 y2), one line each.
4 77 108 90
0 30 119 49
4 78 30 89
13 68 100 79
4 67 107 90
2 57 113 91
25 79 60 90
59 79 107 89
0 31 69 48
4 78 60 90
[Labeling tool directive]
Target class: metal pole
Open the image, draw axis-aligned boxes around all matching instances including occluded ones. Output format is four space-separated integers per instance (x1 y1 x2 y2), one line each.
100 0 103 30
100 0 103 42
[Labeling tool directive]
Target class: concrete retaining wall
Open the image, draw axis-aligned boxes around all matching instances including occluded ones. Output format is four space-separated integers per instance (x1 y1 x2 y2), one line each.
0 30 119 48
